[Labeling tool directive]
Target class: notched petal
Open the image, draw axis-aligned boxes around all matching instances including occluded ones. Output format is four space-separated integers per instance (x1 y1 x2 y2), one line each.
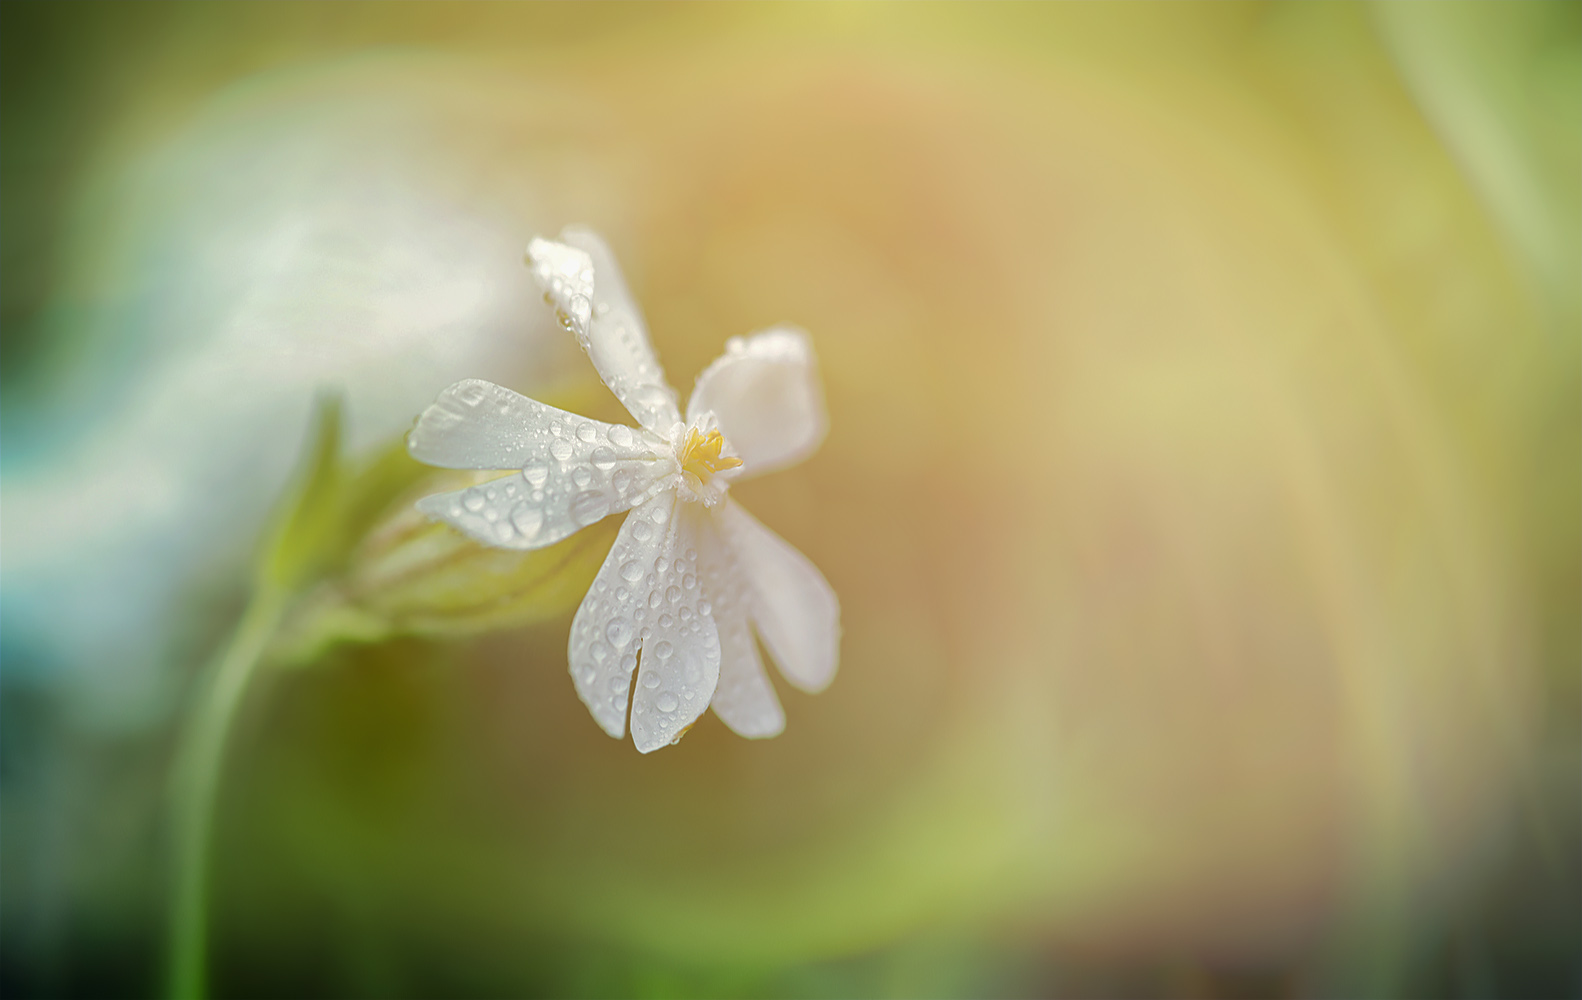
410 381 674 551
722 500 840 693
527 228 682 435
567 492 679 739
629 505 721 752
699 514 784 739
687 327 827 478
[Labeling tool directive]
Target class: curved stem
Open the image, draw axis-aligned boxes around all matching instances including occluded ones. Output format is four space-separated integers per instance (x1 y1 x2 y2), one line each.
167 588 288 1000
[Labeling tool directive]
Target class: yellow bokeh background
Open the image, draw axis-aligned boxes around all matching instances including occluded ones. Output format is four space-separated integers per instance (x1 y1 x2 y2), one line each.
2 4 1576 997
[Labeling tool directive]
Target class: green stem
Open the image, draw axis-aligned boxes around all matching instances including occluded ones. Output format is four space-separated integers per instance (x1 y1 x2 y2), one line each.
167 588 289 1000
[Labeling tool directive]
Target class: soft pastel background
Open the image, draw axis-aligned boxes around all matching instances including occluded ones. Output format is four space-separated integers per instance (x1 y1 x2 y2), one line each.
2 3 1578 998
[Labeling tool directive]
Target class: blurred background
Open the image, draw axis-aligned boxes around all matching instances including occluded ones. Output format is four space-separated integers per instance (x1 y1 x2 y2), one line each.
2 3 1578 997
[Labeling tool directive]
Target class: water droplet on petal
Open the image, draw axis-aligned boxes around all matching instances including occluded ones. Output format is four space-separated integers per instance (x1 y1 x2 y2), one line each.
572 467 592 488
620 560 644 583
630 519 652 542
609 425 634 448
576 423 598 443
590 446 616 471
653 640 674 659
462 488 486 512
656 692 679 713
606 619 632 647
510 502 543 539
550 439 575 463
665 585 681 604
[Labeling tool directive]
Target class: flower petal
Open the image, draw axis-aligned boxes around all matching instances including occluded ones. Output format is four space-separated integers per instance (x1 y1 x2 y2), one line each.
411 380 674 550
629 504 722 753
721 500 839 693
526 228 683 436
699 512 785 738
686 327 827 478
567 491 678 739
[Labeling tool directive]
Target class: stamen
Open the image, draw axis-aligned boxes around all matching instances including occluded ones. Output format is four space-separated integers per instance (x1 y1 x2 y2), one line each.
679 427 742 481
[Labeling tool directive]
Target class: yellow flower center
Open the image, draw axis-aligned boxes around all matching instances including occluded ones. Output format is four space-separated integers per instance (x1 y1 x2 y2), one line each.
679 426 742 481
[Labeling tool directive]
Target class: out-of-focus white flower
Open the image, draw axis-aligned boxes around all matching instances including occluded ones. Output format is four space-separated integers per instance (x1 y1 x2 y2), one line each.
409 227 839 752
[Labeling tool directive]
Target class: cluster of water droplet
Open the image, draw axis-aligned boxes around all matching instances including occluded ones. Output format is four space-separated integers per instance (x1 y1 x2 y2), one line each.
569 495 721 746
432 388 673 550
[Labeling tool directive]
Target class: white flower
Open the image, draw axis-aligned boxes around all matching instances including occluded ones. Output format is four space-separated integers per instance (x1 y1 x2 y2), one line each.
407 227 839 752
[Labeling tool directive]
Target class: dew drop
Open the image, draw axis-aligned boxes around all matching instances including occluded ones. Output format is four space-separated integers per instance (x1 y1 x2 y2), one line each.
620 560 645 583
641 670 661 689
647 591 661 610
611 469 632 494
698 600 712 615
590 641 610 663
550 439 575 463
590 446 616 471
605 619 632 647
665 585 681 604
682 574 697 590
630 520 653 542
653 640 674 659
658 614 673 628
631 384 671 415
510 502 543 540
608 425 634 448
656 692 679 713
462 488 487 512
572 467 592 488
576 423 598 443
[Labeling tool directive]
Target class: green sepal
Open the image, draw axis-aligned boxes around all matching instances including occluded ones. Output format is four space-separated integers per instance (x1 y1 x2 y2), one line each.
254 379 630 667
271 507 617 666
256 393 349 594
